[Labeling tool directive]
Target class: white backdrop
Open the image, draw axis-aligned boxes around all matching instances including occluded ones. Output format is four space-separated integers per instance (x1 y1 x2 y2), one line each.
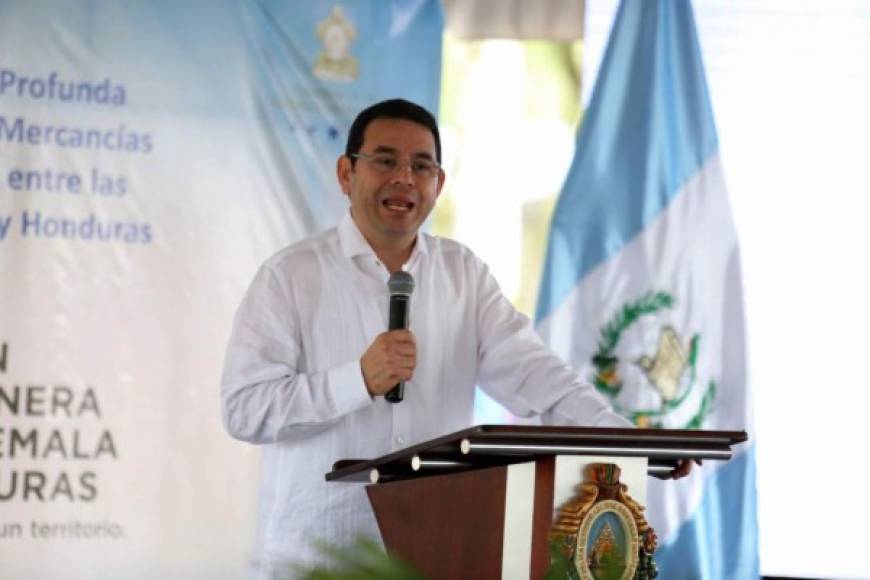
0 1 442 578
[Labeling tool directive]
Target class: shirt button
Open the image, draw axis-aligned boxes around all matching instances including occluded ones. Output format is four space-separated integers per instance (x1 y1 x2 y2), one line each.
395 435 405 446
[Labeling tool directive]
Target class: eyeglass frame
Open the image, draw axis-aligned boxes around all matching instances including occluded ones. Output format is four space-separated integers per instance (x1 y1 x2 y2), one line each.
349 152 443 179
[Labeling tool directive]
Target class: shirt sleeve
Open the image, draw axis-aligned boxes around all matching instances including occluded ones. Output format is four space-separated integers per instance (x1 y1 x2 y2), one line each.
473 260 633 429
220 263 373 444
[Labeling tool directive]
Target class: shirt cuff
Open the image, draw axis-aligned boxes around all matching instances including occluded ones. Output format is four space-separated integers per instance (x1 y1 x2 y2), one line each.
327 359 374 415
548 389 635 429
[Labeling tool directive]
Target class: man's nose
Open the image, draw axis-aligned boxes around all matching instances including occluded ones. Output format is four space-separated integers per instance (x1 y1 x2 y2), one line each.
389 162 415 185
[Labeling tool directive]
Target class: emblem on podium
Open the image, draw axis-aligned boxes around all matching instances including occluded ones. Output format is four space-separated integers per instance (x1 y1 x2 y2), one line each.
549 463 658 579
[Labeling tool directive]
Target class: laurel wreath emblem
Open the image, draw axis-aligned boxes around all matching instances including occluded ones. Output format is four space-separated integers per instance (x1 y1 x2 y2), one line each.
591 291 716 429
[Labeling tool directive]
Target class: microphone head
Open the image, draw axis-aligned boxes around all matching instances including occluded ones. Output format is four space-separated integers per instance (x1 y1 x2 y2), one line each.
388 271 415 296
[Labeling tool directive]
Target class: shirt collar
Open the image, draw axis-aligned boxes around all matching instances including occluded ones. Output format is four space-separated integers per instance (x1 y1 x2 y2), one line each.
337 211 429 266
338 211 374 259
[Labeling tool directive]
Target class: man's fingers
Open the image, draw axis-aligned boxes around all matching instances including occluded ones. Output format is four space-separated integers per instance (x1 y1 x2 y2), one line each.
395 356 415 370
385 364 413 382
385 329 415 343
669 458 696 479
392 343 416 357
377 331 416 355
360 330 418 396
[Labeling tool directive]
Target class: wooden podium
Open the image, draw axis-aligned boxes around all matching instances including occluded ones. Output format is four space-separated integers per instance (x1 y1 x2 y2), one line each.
326 425 746 579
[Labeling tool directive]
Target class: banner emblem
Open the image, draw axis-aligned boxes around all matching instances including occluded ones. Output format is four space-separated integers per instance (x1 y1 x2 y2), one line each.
314 6 359 82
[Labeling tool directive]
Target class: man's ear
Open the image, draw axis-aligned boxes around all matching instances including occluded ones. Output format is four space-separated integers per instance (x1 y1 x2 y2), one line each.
336 155 353 195
435 169 446 199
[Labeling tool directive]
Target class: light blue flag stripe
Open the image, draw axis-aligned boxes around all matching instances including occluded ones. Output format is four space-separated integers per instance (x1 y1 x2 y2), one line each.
536 0 719 322
657 445 759 579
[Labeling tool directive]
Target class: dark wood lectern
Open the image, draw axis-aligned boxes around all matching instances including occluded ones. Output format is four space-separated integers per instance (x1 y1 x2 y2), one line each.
326 425 746 579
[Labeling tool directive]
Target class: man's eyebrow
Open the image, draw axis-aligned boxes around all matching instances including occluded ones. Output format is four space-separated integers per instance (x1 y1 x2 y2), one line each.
369 145 435 160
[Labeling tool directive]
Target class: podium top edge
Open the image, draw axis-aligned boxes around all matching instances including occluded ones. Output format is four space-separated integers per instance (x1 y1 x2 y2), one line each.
325 424 748 482
468 424 747 442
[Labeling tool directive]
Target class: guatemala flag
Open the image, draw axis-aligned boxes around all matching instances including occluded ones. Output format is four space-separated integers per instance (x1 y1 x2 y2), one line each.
535 1 758 578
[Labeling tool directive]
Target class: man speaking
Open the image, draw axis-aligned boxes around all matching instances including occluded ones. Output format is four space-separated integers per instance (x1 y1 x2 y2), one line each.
221 99 677 577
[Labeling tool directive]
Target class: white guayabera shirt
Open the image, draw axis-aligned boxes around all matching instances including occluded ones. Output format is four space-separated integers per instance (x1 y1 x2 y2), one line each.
221 211 630 578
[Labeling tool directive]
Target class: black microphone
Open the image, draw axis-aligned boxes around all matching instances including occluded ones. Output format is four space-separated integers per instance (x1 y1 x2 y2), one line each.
384 271 414 403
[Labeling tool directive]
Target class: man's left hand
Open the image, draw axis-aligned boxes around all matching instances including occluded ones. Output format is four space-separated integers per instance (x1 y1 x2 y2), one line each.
667 458 701 479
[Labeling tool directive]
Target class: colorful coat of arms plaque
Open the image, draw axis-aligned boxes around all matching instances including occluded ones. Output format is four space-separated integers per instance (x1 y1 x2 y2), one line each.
549 463 658 580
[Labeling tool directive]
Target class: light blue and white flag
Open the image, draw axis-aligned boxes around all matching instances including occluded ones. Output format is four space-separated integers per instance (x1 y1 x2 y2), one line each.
536 1 758 577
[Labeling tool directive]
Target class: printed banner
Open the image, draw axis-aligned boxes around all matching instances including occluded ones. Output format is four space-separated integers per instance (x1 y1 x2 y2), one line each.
536 0 758 577
0 1 442 578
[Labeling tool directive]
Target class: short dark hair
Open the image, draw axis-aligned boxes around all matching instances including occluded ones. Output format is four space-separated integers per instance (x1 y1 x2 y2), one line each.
345 98 441 165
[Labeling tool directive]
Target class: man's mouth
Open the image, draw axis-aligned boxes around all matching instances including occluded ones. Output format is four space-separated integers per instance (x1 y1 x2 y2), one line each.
382 199 414 212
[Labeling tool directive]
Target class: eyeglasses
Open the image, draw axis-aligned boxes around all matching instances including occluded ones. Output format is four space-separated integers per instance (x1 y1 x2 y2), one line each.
351 153 442 180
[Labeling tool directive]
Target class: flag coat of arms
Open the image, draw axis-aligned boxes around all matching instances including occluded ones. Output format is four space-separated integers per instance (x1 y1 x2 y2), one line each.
535 1 758 577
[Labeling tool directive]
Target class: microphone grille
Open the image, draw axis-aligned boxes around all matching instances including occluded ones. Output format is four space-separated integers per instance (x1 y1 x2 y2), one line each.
388 271 415 296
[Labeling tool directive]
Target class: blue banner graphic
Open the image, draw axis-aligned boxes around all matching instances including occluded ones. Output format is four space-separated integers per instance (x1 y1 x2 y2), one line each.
0 2 442 578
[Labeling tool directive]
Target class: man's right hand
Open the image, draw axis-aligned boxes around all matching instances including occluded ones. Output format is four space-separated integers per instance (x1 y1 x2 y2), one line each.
360 329 417 397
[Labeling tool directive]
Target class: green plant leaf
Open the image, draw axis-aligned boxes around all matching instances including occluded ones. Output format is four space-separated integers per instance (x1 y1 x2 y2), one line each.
295 536 425 580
